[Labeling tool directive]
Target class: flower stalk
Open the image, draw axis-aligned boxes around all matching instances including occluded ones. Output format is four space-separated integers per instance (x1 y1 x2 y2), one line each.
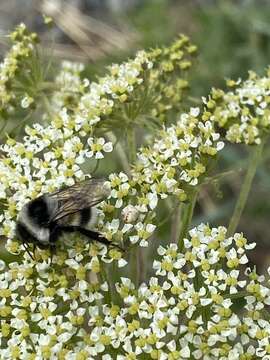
227 140 264 237
170 201 182 243
127 127 141 287
178 188 199 250
99 264 112 304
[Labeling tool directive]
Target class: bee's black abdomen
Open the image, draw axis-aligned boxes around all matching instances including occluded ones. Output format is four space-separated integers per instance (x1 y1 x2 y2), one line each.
80 208 91 226
28 197 50 226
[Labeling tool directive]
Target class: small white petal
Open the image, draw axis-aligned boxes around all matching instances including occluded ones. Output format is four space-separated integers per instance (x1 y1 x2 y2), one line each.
190 107 200 117
103 142 113 152
118 258 128 268
180 346 191 358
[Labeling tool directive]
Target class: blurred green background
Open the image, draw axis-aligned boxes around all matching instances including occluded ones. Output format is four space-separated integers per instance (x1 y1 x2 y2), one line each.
1 0 270 274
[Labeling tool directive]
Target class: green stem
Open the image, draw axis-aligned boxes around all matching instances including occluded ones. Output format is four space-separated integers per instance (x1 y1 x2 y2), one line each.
130 247 139 288
0 120 7 138
9 110 34 138
178 189 198 251
127 127 136 164
43 95 54 117
170 201 183 243
224 291 249 300
227 141 264 237
127 127 140 287
99 264 112 304
107 131 131 175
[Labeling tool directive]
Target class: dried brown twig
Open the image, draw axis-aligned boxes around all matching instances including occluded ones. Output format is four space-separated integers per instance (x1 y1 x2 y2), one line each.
38 0 138 61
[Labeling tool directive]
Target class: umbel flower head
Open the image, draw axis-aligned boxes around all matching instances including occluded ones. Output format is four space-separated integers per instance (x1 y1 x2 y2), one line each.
0 224 270 359
0 29 203 359
0 29 206 255
93 106 225 249
203 69 270 145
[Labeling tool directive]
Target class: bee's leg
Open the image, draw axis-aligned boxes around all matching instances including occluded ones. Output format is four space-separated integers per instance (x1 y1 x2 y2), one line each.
22 242 35 261
78 228 124 252
32 243 37 260
48 225 62 263
49 244 56 264
49 224 62 243
61 226 124 251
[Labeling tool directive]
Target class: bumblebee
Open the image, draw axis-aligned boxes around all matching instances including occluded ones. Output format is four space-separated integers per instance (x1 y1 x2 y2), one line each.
16 178 118 256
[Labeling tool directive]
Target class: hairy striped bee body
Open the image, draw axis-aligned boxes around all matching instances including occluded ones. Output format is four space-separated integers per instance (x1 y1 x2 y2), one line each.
15 178 119 255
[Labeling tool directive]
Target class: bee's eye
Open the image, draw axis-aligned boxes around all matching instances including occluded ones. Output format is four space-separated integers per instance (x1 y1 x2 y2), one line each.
28 197 50 225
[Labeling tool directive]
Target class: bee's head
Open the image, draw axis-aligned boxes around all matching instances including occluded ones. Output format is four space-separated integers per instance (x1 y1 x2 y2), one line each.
27 196 50 226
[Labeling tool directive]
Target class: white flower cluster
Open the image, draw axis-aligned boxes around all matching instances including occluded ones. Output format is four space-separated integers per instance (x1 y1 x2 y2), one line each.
0 48 153 254
53 50 152 118
0 241 119 359
136 107 224 188
0 29 198 254
0 30 198 260
0 32 198 253
52 61 86 111
96 108 224 248
204 70 270 144
1 224 269 359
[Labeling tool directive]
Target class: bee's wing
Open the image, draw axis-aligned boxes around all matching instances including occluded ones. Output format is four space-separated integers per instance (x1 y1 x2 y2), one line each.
49 178 110 222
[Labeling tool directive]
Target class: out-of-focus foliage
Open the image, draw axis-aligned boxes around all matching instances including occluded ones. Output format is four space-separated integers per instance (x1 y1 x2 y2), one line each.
191 0 270 96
